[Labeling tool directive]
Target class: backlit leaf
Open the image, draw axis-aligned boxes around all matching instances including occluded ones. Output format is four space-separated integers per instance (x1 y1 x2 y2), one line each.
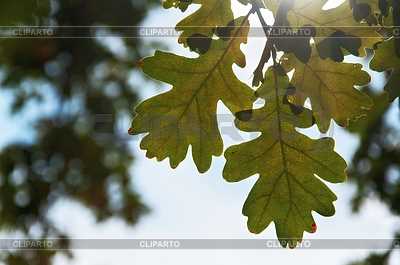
224 66 347 247
174 0 234 47
130 17 255 173
266 0 381 60
282 47 372 132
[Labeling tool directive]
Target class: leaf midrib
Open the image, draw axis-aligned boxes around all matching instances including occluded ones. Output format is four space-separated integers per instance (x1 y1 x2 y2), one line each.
254 67 293 229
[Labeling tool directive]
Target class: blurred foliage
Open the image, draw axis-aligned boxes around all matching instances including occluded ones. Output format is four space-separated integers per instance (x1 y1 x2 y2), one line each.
347 82 400 264
347 251 391 265
0 0 157 264
348 90 400 215
0 1 50 25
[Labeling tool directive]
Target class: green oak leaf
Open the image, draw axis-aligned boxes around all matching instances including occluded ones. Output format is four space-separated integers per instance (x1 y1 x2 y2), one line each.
266 0 381 58
174 0 234 46
130 17 255 173
282 47 373 133
224 66 347 248
370 38 400 101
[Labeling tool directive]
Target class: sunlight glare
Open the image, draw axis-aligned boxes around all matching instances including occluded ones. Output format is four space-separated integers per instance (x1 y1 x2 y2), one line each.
231 0 252 17
323 0 346 10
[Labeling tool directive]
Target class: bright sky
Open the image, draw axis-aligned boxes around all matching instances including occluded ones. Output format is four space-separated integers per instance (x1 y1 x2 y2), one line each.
1 1 399 264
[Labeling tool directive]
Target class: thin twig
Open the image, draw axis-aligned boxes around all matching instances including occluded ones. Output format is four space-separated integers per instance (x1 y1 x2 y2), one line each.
252 3 278 84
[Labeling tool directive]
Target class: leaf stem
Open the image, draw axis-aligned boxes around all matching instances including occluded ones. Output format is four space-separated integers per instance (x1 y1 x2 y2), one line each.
253 4 278 84
254 6 270 37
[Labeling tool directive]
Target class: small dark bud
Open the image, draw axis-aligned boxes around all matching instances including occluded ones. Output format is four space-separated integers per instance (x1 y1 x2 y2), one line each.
187 34 212 54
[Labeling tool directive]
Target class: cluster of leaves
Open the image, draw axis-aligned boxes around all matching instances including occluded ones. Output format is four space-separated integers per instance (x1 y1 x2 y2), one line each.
0 0 157 264
131 0 400 247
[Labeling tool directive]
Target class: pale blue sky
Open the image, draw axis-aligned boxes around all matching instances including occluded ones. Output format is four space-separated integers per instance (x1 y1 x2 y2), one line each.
1 1 400 264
